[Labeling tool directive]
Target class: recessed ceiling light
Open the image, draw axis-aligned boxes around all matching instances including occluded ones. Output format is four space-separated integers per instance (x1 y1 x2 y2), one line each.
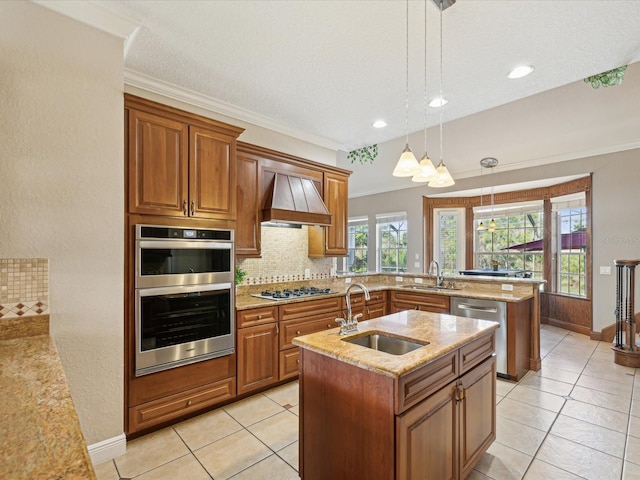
428 97 448 108
508 65 534 79
372 120 387 128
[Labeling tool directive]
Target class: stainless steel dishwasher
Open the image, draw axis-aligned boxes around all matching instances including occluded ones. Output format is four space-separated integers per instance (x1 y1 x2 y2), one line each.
451 297 508 378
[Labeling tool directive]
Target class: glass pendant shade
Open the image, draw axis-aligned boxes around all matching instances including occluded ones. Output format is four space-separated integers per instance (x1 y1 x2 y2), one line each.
487 219 497 232
411 153 437 182
477 221 485 231
429 160 455 187
392 144 420 177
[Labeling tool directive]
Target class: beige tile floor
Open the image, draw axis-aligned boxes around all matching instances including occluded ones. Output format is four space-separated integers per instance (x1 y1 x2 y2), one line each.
95 325 640 479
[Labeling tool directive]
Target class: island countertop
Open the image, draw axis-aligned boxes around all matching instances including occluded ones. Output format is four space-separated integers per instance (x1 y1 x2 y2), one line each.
292 310 499 379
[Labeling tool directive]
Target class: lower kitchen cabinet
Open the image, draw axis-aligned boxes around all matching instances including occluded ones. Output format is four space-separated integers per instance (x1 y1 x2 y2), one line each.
236 305 279 395
389 290 450 314
342 290 388 320
128 378 235 433
396 355 496 480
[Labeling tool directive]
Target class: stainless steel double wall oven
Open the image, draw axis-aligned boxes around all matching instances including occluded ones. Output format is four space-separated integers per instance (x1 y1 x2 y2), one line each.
134 225 234 376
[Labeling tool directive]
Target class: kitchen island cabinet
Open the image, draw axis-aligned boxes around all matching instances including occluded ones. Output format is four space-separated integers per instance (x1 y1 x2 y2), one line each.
294 310 498 480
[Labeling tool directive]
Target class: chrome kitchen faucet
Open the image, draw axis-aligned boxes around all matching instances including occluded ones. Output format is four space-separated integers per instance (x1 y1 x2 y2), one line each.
336 283 370 335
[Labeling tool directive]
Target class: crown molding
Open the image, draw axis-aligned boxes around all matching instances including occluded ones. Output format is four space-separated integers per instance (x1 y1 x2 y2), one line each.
124 69 342 152
31 1 140 40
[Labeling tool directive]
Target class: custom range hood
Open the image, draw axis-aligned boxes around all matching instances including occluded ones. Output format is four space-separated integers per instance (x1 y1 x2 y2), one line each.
261 173 332 226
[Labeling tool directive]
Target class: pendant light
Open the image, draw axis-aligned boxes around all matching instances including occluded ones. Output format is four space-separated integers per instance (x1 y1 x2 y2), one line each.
479 157 499 232
428 0 454 188
412 0 436 183
393 0 420 177
476 161 485 231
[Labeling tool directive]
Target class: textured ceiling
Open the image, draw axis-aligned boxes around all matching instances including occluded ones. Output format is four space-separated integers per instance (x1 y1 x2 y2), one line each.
95 0 640 151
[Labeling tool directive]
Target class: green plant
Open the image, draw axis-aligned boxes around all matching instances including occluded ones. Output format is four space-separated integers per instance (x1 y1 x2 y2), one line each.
347 144 378 165
584 66 627 88
235 268 247 285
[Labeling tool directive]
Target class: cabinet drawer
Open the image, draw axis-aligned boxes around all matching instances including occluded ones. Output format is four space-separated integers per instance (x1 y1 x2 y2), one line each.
237 305 279 328
390 291 450 312
341 290 387 309
128 378 235 433
390 301 449 314
396 350 458 414
280 296 342 321
460 332 495 374
281 314 338 350
366 303 387 320
279 348 301 380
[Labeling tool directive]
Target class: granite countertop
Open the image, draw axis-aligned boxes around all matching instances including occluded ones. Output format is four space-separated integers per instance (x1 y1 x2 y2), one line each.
0 317 96 479
292 310 499 379
236 282 535 311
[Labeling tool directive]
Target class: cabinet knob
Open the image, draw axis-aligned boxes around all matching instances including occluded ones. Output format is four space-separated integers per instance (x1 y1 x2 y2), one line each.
415 306 420 310
186 400 192 407
182 199 188 215
258 315 262 319
296 359 300 364
327 324 332 328
296 330 301 335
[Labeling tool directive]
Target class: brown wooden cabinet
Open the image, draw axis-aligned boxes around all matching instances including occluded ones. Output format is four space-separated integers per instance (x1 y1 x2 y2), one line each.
389 290 450 314
235 146 261 256
126 95 242 220
236 306 279 395
278 296 342 380
298 331 496 480
342 290 388 320
308 171 349 257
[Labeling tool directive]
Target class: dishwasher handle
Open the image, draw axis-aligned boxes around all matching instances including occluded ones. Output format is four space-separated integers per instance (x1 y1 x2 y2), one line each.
457 304 498 314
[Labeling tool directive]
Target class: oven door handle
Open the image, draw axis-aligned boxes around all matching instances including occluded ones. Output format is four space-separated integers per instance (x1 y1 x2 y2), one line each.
137 283 232 297
137 240 232 250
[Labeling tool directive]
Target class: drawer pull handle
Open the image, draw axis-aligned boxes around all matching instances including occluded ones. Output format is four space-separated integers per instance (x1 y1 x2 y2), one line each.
186 400 192 407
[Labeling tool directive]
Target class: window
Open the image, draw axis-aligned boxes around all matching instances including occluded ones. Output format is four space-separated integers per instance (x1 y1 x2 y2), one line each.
345 217 368 273
474 201 544 278
434 209 464 276
376 213 407 273
552 193 587 297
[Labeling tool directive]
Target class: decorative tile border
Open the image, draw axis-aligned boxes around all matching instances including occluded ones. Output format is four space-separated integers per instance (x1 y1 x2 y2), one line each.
0 258 49 319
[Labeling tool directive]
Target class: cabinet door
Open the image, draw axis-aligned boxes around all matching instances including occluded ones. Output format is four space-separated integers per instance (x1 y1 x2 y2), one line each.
128 109 188 216
396 380 458 480
189 126 236 219
323 172 349 256
237 323 279 395
459 356 496 479
235 151 261 256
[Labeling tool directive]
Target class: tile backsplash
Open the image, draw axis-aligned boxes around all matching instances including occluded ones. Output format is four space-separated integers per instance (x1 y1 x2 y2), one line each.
0 258 49 319
236 225 335 285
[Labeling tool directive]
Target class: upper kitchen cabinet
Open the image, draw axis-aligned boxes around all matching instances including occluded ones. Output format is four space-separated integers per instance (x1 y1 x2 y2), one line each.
126 94 244 220
235 144 261 256
235 142 351 258
309 171 349 257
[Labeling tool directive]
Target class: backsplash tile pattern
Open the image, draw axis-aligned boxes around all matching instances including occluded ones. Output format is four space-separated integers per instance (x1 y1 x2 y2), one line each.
236 226 334 285
0 258 49 319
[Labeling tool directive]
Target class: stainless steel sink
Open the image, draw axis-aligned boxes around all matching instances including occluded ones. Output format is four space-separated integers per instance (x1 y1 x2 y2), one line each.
344 332 427 355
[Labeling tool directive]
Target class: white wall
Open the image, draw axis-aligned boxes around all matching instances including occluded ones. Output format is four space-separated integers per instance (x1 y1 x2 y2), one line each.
349 150 640 334
0 2 124 444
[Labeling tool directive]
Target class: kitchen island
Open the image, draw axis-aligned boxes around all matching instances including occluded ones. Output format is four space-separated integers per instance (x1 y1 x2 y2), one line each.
293 310 499 480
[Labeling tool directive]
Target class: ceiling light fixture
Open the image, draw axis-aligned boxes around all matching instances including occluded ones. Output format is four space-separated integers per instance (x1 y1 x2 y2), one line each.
412 0 436 183
428 97 448 108
507 65 534 79
428 0 454 188
372 120 387 128
392 0 420 177
476 160 485 231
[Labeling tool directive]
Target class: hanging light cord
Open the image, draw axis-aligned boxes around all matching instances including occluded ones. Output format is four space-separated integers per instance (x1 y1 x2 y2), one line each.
405 0 410 146
438 0 444 163
423 0 428 155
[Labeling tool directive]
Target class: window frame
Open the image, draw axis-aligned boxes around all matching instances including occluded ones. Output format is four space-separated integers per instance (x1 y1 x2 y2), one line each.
376 212 408 274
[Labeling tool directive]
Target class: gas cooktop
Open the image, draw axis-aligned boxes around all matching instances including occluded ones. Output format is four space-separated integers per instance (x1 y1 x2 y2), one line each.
251 286 336 301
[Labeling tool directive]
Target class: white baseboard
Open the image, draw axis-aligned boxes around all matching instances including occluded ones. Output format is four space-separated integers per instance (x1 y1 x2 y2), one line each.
88 433 127 465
